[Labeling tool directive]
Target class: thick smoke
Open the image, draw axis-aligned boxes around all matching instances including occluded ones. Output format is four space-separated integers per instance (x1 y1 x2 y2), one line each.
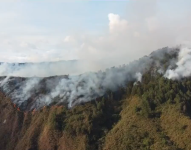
0 54 153 110
135 72 142 82
165 47 191 79
1 46 191 111
1 1 191 111
0 60 101 77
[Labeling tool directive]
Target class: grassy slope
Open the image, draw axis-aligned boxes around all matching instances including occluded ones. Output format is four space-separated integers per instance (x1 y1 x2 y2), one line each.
160 104 191 150
103 97 178 150
1 91 191 150
0 92 88 150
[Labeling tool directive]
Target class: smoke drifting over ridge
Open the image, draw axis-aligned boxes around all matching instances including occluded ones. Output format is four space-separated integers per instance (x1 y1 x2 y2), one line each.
165 48 191 79
1 1 191 111
1 46 191 111
0 60 103 77
0 55 152 109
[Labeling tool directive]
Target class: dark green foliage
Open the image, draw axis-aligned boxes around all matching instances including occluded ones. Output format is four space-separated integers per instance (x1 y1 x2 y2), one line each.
46 95 122 149
3 48 191 150
45 63 191 149
129 70 191 116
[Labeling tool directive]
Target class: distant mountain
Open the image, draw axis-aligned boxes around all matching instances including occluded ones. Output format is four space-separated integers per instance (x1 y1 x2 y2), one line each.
0 60 86 77
0 60 78 65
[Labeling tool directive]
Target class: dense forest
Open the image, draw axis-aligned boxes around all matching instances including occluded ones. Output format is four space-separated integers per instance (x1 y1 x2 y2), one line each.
1 47 191 150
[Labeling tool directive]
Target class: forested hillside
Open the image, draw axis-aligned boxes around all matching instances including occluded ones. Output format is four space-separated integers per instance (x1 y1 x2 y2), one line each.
1 47 191 150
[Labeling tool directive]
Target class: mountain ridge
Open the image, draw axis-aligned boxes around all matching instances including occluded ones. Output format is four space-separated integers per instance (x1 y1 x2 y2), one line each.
1 46 191 149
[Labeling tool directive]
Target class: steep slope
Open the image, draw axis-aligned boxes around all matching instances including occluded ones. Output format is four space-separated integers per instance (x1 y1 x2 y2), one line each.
0 90 122 150
103 97 177 150
0 47 178 111
2 47 191 149
1 88 191 150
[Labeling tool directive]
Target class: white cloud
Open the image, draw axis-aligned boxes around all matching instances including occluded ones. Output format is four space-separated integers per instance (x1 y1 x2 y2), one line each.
108 13 128 33
64 36 75 43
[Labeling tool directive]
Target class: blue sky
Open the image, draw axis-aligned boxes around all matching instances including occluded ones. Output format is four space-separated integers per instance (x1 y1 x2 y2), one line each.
0 0 191 67
0 1 128 35
2 0 189 35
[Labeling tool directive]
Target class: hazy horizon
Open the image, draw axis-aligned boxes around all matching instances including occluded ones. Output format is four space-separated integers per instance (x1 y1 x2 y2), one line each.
1 0 191 75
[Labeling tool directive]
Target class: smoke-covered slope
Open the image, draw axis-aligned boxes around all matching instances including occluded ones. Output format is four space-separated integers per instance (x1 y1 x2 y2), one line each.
2 70 191 150
0 60 78 77
0 46 181 111
2 46 191 149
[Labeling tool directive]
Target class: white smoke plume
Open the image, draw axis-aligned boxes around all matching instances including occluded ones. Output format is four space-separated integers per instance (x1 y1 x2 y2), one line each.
11 78 41 106
0 1 191 111
165 47 191 79
135 72 142 82
133 72 142 85
0 53 154 110
0 60 103 77
1 46 191 110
